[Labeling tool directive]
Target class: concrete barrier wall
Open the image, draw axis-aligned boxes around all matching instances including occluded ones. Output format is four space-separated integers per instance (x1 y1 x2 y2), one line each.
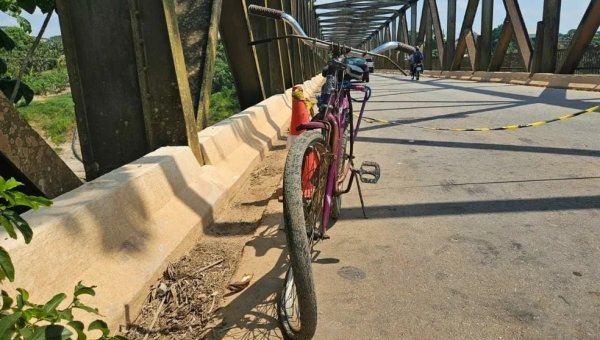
421 71 600 92
2 75 324 331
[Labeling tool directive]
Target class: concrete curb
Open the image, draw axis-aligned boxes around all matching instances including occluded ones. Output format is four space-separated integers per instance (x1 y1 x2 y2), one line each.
2 75 325 332
376 69 600 92
421 71 600 92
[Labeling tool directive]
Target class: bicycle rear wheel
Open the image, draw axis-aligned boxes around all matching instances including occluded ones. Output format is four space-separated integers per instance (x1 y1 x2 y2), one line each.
278 129 329 339
331 115 349 219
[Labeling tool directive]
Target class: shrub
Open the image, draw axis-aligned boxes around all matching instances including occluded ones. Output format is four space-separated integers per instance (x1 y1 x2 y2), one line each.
0 176 126 340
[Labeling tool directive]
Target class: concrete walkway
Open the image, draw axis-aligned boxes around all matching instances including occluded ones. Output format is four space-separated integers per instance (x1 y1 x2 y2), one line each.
213 74 600 340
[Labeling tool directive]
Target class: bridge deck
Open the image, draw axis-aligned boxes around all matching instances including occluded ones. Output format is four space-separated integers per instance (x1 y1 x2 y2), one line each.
216 74 600 339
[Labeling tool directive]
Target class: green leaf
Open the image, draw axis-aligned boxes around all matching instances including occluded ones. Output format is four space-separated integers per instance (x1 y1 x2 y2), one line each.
0 59 6 76
0 29 16 51
22 309 34 321
74 282 96 297
4 178 21 191
26 325 72 340
73 301 99 315
1 295 13 310
17 288 29 302
16 0 35 14
15 15 32 33
58 308 73 321
19 327 34 338
0 246 15 282
0 214 17 239
13 194 36 209
4 209 33 244
67 321 86 340
1 191 17 206
36 0 54 13
87 320 109 336
28 196 52 207
42 293 67 313
20 82 34 105
0 311 22 337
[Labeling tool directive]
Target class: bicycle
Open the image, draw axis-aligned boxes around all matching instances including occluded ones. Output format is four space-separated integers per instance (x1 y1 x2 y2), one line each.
248 5 414 339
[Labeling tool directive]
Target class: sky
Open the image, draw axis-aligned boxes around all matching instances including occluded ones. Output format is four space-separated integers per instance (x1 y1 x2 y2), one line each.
0 0 592 39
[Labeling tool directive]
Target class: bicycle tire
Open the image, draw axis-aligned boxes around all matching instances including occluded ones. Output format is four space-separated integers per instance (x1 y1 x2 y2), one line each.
330 115 349 219
279 129 327 339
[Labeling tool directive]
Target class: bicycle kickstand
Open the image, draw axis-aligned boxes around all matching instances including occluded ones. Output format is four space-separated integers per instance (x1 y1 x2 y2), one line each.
353 170 368 219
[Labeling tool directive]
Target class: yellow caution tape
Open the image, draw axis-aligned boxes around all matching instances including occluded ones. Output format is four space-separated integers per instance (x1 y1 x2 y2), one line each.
354 105 600 131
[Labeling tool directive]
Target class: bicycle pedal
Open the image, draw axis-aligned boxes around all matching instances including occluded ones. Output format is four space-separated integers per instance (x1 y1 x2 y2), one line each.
356 161 380 184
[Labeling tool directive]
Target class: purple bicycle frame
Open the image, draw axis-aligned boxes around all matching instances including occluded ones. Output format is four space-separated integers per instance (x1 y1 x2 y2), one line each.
297 69 370 237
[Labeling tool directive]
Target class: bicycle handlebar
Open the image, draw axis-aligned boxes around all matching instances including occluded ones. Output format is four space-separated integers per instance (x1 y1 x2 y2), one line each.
247 5 415 64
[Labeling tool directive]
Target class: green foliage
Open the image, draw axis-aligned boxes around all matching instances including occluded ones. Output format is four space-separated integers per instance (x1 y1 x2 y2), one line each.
491 23 519 54
22 67 68 95
0 176 52 282
209 87 240 126
18 93 74 144
211 37 234 94
209 38 240 126
0 176 128 339
0 0 58 106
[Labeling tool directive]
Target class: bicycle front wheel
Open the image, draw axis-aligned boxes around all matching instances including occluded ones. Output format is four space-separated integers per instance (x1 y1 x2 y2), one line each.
279 129 330 339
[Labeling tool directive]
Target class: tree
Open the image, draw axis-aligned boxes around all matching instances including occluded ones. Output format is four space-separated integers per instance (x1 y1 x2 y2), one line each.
491 23 518 54
0 0 56 105
592 31 600 45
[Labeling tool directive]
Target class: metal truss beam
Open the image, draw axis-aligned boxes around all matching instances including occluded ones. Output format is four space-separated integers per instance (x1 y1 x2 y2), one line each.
488 16 513 71
503 0 532 71
555 0 600 74
451 0 480 70
428 0 445 68
315 0 410 10
540 0 561 72
445 0 456 70
0 93 82 198
57 0 203 181
220 0 265 108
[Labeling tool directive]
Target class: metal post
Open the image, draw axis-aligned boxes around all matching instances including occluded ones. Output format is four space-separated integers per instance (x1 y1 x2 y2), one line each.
479 0 493 70
425 4 433 70
57 0 203 180
530 21 545 75
274 0 293 88
540 0 561 73
411 3 417 46
219 0 265 107
446 0 457 70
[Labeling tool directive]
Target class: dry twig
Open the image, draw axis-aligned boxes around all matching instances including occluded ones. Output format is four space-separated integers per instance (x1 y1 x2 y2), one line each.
199 259 224 273
142 297 166 340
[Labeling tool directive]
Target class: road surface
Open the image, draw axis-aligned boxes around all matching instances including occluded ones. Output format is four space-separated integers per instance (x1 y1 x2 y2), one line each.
215 74 600 340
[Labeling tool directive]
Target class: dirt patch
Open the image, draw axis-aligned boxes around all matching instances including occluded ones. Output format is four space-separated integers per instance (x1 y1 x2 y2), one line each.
121 136 289 339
